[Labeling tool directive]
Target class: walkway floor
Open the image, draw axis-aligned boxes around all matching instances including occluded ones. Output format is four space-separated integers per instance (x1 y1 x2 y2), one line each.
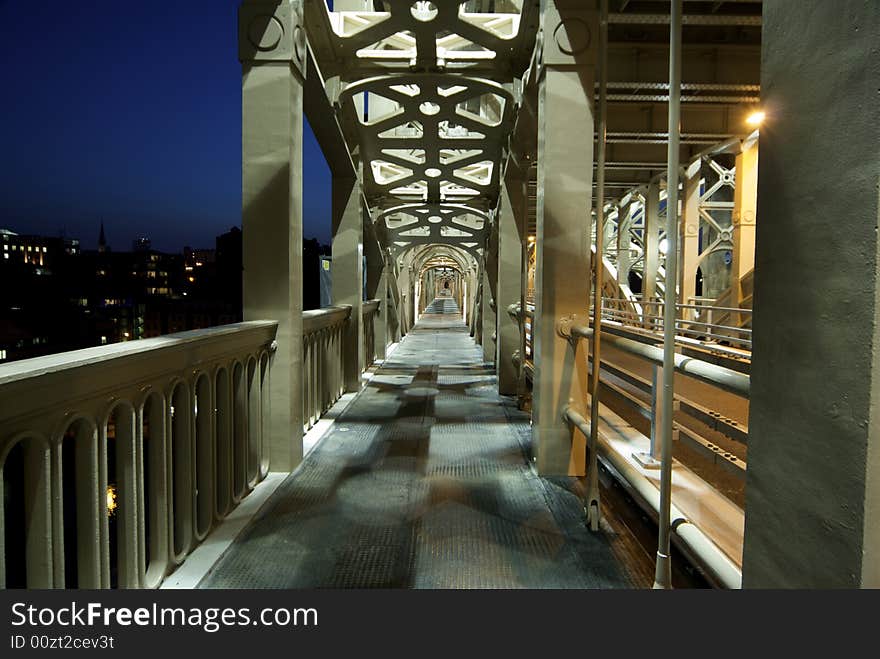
200 298 646 588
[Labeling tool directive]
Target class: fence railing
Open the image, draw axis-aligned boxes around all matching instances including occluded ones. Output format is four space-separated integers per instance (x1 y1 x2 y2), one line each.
0 321 277 589
302 306 350 432
599 296 753 351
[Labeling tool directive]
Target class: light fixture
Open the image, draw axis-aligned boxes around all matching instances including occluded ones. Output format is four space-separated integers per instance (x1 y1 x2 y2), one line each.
106 485 118 516
527 235 536 243
746 110 765 127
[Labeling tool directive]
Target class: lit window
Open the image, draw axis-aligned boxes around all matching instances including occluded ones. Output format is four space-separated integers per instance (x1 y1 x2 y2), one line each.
101 336 108 345
2 244 7 250
0 349 6 360
43 247 47 253
3 254 7 260
27 245 32 252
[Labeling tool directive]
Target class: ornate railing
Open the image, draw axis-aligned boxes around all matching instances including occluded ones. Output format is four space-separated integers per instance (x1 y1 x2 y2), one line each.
302 306 350 432
0 321 277 589
362 299 380 370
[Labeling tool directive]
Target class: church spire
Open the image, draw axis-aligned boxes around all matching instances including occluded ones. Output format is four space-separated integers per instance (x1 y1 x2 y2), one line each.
98 220 107 253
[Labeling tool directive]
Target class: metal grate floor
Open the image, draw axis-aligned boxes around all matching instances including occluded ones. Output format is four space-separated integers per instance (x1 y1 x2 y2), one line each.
199 305 645 589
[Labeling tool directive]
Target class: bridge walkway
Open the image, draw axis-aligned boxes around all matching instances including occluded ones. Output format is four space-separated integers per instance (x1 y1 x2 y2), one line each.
199 298 650 588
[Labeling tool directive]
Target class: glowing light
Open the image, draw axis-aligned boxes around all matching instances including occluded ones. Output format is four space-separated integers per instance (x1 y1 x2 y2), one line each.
106 485 118 516
527 236 536 243
746 110 765 127
659 238 669 255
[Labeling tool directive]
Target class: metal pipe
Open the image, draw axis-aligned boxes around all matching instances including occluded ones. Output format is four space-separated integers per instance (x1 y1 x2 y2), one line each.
655 0 683 591
586 0 609 533
569 325 749 397
563 407 741 589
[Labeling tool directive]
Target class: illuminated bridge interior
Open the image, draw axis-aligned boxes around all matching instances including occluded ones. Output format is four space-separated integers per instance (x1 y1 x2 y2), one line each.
1 0 878 589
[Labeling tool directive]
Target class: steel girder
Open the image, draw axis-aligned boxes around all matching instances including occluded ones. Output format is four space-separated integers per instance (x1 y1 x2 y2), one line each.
305 0 539 273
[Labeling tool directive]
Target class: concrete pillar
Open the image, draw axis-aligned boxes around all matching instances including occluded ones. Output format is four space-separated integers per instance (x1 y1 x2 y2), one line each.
731 137 758 304
469 271 479 337
240 0 305 471
386 254 403 342
742 1 880 588
364 225 387 360
679 161 701 317
518 238 531 406
332 176 364 392
497 179 525 395
616 202 632 289
481 266 495 363
643 181 661 307
532 0 597 475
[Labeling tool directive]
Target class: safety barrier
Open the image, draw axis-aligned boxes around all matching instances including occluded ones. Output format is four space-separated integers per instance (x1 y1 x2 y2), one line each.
362 299 380 370
0 322 277 589
302 306 350 432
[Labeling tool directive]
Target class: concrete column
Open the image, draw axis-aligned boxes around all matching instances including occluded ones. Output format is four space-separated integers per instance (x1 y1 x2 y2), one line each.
532 0 597 475
497 179 525 395
364 224 387 360
240 0 305 471
481 266 495 363
742 1 880 588
643 181 661 306
469 271 479 337
731 137 758 304
386 254 403 342
483 217 500 361
518 238 531 406
679 161 701 317
332 176 364 392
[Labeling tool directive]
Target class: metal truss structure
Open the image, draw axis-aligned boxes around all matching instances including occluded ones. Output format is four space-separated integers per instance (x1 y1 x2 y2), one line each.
306 0 538 267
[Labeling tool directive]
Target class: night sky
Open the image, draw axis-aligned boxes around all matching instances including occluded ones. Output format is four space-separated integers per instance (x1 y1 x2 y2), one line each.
0 0 332 253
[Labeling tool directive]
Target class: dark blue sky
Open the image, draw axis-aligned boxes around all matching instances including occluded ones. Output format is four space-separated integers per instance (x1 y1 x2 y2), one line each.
0 0 331 252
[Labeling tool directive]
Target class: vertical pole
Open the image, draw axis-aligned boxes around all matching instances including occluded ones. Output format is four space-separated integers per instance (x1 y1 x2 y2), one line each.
240 0 305 471
643 181 661 324
679 159 701 320
616 201 633 291
586 0 608 530
654 0 682 590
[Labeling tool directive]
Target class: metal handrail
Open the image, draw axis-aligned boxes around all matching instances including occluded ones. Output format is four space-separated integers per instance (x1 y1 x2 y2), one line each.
562 322 750 398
